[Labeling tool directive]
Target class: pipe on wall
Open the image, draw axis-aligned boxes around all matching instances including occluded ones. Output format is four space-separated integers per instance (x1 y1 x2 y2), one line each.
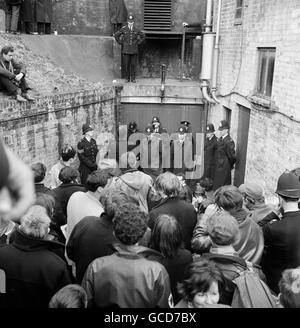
200 0 216 103
211 0 222 103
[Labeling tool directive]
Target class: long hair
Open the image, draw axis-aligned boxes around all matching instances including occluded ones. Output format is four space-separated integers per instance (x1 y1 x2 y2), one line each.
150 214 183 258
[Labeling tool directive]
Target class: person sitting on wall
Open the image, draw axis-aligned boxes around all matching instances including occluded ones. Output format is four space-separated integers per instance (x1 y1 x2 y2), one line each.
114 13 145 83
0 46 35 102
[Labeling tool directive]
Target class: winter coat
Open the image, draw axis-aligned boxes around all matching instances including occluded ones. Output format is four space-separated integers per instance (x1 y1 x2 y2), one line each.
201 252 265 306
81 243 172 308
77 137 98 185
147 247 193 305
149 197 197 251
51 182 86 219
248 203 274 225
262 210 300 294
66 213 118 283
233 211 264 265
109 0 127 24
21 0 35 23
0 228 71 308
213 135 236 190
203 134 218 179
109 169 153 213
170 135 195 176
114 24 145 54
35 0 52 23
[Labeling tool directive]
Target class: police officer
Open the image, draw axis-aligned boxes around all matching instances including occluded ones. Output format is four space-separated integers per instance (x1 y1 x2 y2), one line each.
140 124 163 180
180 120 192 133
128 121 138 136
151 116 167 134
213 120 236 190
262 172 300 294
203 123 218 180
171 125 194 176
77 123 99 185
127 121 140 158
114 13 145 83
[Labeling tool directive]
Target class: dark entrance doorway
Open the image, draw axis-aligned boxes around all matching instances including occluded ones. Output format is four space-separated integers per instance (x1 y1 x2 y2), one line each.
120 103 206 134
234 105 251 186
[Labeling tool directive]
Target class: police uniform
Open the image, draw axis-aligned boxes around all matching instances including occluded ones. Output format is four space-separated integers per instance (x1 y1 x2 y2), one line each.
261 172 300 294
140 125 163 180
127 121 140 159
151 116 167 135
213 120 236 190
114 13 145 82
77 124 99 185
170 126 194 176
203 123 218 180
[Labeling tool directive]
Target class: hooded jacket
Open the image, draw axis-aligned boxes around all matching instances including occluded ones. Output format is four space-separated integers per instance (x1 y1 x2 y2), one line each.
0 228 71 308
232 209 264 265
109 169 153 213
81 243 171 308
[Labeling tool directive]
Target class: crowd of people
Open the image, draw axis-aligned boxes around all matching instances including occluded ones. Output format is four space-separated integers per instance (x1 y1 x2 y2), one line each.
0 117 300 309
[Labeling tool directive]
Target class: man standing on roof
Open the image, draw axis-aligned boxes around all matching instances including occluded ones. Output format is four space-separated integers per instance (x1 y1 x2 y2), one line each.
114 13 145 83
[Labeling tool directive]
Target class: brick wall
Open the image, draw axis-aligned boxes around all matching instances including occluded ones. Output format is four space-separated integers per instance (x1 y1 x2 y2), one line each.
209 0 300 197
0 87 120 180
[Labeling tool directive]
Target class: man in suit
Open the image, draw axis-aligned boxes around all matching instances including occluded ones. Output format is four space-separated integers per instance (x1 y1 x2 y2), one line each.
114 13 145 83
203 123 218 180
77 124 99 186
213 120 236 190
262 172 300 294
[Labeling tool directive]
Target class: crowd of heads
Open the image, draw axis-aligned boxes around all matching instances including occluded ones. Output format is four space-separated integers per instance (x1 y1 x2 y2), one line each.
1 131 300 309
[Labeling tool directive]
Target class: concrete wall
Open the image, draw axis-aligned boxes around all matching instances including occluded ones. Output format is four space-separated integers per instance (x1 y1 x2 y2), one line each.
209 0 300 197
20 34 118 83
0 87 118 175
53 0 206 36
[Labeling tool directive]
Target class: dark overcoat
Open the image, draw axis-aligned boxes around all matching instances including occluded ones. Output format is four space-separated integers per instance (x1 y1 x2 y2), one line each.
170 135 195 176
203 134 218 179
109 0 127 24
149 197 197 252
213 135 236 190
35 0 52 23
77 137 98 185
114 24 145 54
0 228 71 308
21 0 35 23
262 210 300 294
